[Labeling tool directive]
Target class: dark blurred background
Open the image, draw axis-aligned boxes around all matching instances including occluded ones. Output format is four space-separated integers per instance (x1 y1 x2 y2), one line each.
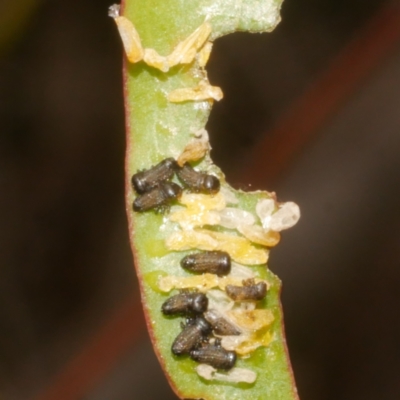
1 0 400 399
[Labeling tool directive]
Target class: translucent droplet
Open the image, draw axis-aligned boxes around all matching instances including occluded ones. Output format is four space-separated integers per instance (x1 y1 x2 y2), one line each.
269 201 300 231
220 186 238 204
218 207 255 229
256 198 275 230
230 262 256 279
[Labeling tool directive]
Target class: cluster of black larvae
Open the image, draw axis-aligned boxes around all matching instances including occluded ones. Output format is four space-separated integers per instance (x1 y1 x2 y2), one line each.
163 252 238 370
131 157 268 372
131 157 220 212
162 252 268 370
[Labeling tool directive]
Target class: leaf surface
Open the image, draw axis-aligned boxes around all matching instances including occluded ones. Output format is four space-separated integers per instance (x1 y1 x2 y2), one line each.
120 1 299 399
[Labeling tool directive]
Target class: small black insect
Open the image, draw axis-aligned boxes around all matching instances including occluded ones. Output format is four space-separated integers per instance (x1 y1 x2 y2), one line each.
225 278 267 301
176 163 220 194
190 341 237 370
172 316 212 356
133 181 182 212
204 309 241 336
131 158 178 194
162 292 208 316
180 251 231 276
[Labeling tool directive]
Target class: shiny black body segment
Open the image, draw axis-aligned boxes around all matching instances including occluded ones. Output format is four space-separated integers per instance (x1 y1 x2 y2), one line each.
180 251 231 276
131 157 178 194
162 292 208 316
171 317 212 355
190 341 236 370
133 181 182 212
176 163 220 194
204 309 241 336
225 278 267 301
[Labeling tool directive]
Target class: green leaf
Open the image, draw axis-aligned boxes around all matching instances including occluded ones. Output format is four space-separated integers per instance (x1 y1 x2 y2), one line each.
118 0 299 399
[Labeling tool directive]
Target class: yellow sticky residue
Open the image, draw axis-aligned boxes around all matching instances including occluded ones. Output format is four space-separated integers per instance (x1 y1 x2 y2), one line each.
142 238 169 257
170 209 220 229
158 273 268 292
166 229 268 265
237 224 281 247
234 330 273 355
169 192 225 229
180 192 226 212
197 229 269 265
144 270 169 293
226 309 274 332
166 229 218 251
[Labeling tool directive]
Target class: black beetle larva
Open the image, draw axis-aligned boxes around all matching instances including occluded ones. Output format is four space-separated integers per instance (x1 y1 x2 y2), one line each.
190 341 236 370
180 251 231 276
162 292 208 315
204 309 241 336
133 181 182 212
225 278 267 301
131 157 178 194
176 163 220 194
172 316 212 355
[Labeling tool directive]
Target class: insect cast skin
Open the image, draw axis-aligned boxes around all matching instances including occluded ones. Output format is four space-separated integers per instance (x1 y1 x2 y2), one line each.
176 163 220 194
204 309 241 336
225 279 267 301
162 292 208 316
131 157 178 194
172 316 212 356
180 251 231 276
190 341 237 370
109 6 213 73
133 181 182 212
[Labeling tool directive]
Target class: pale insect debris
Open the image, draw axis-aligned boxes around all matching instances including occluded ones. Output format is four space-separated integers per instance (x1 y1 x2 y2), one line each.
108 4 144 63
229 262 256 279
226 309 274 332
220 331 273 355
216 202 280 246
169 192 225 230
218 207 256 229
206 289 234 313
143 48 169 72
256 198 300 232
109 5 212 72
204 309 242 336
177 129 210 167
196 364 257 384
168 80 223 102
167 22 212 67
197 41 213 68
237 223 281 247
219 186 239 204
